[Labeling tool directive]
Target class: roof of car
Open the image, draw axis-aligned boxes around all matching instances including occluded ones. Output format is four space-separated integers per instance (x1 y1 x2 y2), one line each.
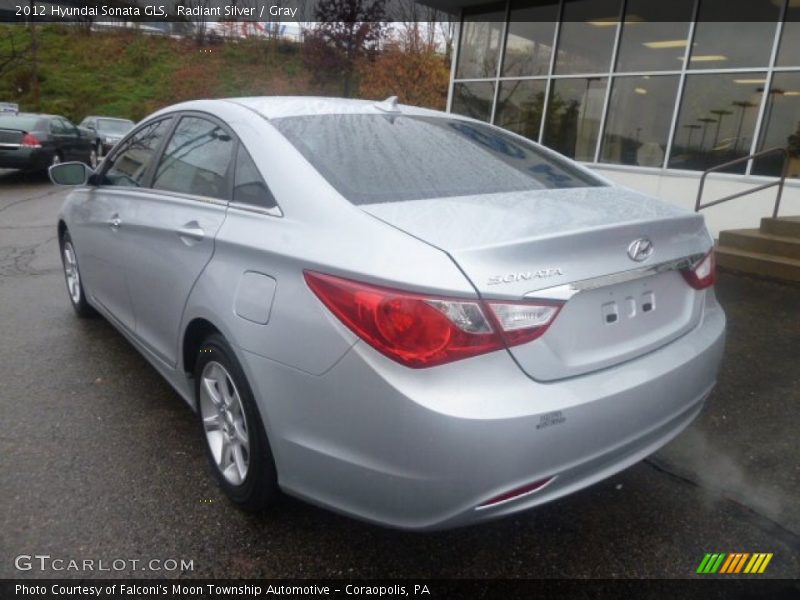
225 96 446 120
85 116 134 121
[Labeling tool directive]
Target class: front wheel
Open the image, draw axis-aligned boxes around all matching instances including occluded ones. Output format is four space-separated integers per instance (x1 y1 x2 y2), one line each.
195 333 278 511
89 144 99 168
60 230 96 318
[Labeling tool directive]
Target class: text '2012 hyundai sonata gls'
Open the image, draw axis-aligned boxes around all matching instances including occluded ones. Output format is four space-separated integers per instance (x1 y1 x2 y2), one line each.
51 97 725 530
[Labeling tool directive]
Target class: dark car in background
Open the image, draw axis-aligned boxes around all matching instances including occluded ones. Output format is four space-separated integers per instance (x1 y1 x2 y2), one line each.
79 116 135 158
0 113 96 172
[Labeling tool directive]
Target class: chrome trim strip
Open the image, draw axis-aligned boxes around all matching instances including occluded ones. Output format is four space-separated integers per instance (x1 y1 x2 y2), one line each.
527 255 702 301
228 201 283 218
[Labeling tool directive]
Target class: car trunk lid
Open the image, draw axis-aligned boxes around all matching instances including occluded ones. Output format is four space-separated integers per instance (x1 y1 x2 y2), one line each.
361 186 712 381
0 128 24 148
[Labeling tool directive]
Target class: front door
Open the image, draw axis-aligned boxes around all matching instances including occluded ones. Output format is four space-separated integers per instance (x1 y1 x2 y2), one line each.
79 117 175 331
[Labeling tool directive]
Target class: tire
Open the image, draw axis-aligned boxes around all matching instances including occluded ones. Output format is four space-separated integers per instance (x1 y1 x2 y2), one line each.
195 333 277 511
59 230 97 318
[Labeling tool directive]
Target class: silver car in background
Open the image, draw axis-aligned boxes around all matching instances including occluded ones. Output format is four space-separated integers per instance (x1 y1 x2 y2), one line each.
51 97 725 530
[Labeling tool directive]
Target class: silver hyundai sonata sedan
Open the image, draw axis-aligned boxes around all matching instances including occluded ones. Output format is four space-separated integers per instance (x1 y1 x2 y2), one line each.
51 97 725 530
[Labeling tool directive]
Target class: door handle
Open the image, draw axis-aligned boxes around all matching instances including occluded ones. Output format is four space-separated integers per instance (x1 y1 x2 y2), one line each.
176 223 205 243
108 216 121 230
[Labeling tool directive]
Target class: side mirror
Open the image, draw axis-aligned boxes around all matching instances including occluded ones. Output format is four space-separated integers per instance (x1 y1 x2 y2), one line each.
49 162 93 186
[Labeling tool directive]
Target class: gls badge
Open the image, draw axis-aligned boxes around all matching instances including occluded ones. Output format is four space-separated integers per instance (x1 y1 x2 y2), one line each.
487 268 564 285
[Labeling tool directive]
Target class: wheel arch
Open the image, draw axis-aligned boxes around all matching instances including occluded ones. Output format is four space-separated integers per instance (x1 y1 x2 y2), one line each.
57 220 67 244
182 317 222 378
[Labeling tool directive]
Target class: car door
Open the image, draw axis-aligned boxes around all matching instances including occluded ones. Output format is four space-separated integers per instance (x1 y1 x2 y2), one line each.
72 117 175 332
49 118 71 160
120 113 234 367
62 117 91 162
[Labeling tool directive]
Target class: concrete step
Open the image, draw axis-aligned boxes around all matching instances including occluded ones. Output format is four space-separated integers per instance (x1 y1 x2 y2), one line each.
718 228 800 260
716 245 800 283
760 216 800 238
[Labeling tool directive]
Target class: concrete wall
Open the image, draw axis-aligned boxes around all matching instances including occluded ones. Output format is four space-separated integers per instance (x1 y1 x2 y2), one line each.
589 165 800 238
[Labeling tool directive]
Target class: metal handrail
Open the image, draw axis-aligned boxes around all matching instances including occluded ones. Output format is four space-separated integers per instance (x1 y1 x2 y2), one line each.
694 147 790 219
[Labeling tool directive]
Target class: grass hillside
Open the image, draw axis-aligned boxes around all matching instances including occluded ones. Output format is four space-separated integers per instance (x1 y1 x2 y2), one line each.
0 24 343 123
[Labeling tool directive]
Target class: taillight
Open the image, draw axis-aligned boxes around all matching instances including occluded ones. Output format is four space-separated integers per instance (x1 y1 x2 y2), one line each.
20 133 42 148
304 271 562 368
681 250 716 289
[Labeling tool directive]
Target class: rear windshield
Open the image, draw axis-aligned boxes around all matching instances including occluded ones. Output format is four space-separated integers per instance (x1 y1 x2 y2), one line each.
0 116 43 131
97 118 134 134
272 114 602 205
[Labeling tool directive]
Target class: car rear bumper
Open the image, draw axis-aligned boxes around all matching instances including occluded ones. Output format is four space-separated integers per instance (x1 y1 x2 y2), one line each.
238 291 726 530
0 147 50 170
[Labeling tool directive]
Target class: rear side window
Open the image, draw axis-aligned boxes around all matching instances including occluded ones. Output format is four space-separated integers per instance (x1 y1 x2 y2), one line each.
103 118 172 187
50 119 68 134
153 116 235 200
272 114 602 205
233 145 277 209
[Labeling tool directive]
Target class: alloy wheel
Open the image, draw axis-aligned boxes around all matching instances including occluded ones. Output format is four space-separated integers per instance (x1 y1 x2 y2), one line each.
62 241 81 305
199 361 250 486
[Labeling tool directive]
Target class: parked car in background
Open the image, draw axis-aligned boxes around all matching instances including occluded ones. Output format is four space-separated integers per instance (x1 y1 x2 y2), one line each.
0 113 96 172
0 102 19 114
79 116 135 158
50 97 726 530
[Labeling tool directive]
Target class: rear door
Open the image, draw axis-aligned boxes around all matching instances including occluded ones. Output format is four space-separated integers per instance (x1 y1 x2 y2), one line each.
120 113 233 366
51 117 79 160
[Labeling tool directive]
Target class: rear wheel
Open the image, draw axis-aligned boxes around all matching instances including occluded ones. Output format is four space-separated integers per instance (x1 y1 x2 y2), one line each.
60 230 96 318
89 145 98 168
195 334 277 511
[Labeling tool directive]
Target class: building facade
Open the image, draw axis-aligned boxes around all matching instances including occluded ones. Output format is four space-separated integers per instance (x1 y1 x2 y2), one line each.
440 0 800 234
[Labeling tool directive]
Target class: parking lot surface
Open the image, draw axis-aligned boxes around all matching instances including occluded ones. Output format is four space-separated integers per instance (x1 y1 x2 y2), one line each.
0 171 798 579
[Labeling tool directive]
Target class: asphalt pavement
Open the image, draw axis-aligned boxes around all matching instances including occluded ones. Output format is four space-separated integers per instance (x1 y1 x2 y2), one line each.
0 170 798 579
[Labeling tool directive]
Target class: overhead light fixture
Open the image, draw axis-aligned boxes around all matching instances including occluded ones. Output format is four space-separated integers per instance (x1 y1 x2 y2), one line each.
684 55 728 62
643 39 688 49
784 91 800 96
635 87 648 95
587 18 619 27
733 79 768 84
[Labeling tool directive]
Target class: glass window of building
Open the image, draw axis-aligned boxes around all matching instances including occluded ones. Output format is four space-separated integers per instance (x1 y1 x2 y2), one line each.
542 77 607 160
495 79 548 140
451 81 496 121
753 72 800 178
455 5 506 79
601 75 679 167
554 0 622 75
689 1 780 70
776 4 800 68
669 72 765 173
501 1 559 77
615 0 694 73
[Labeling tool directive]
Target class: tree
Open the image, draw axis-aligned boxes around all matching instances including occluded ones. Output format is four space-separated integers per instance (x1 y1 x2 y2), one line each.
303 0 387 97
358 40 449 109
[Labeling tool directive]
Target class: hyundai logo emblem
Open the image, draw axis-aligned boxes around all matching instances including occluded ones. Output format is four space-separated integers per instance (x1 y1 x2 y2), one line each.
627 238 654 262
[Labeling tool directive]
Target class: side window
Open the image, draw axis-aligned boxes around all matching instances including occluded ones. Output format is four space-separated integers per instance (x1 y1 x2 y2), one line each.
50 119 66 134
102 118 172 187
152 116 234 200
233 144 277 209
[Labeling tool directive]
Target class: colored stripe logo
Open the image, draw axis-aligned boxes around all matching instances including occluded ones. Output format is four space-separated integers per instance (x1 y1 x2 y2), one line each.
696 552 773 574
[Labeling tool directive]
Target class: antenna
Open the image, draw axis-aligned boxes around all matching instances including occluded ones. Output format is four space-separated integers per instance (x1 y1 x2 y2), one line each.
375 96 400 113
